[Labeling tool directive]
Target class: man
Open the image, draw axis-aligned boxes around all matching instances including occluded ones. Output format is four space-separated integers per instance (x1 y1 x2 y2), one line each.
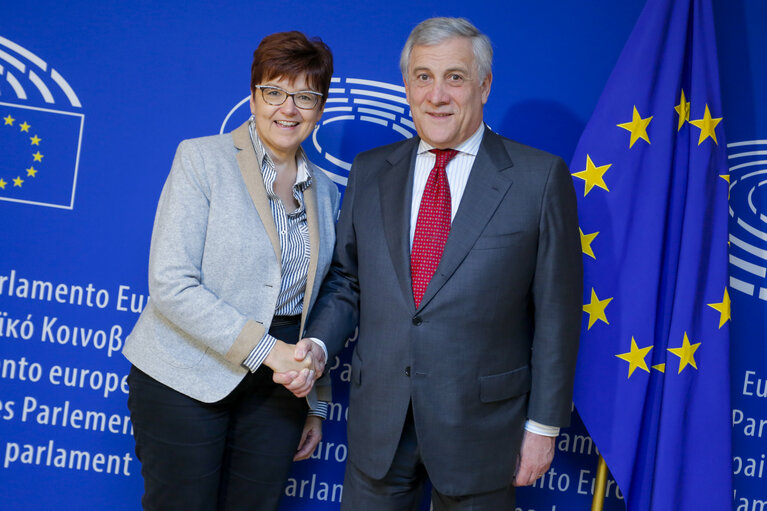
283 16 582 510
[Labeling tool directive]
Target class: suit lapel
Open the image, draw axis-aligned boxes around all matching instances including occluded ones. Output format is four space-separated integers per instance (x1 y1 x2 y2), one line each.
232 121 281 264
379 137 420 312
416 129 515 311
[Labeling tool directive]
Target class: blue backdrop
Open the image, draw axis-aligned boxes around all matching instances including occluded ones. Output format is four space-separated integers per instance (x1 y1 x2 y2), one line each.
1 1 764 509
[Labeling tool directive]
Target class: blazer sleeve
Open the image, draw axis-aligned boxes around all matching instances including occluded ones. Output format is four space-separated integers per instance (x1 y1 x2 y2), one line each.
527 157 583 427
147 139 265 363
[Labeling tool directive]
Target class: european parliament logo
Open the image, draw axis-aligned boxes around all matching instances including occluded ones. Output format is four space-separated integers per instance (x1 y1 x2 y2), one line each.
728 139 767 302
0 36 83 209
221 77 415 188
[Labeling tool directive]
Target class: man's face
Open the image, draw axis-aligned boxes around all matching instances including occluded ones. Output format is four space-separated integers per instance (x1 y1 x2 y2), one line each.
404 37 491 149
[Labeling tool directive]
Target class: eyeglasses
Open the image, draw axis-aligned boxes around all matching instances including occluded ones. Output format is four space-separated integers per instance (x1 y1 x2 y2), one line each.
254 85 323 110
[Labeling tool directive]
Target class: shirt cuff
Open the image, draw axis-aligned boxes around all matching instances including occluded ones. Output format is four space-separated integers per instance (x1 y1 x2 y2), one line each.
243 333 278 372
524 419 560 437
307 337 328 362
308 401 329 420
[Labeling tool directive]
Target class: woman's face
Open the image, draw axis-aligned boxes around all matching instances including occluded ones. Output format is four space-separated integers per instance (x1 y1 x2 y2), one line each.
250 73 323 162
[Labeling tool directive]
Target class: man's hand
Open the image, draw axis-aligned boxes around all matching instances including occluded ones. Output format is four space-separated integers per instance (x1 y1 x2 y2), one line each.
272 338 326 398
512 430 556 487
294 416 322 461
294 338 326 378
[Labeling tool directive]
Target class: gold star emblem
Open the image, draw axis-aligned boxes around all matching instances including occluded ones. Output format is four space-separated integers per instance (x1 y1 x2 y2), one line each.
26 166 38 178
13 176 24 187
689 104 722 145
667 332 701 373
674 89 690 131
583 288 613 329
617 106 652 148
3 114 14 126
32 151 44 162
616 337 653 378
652 363 666 373
572 155 611 196
0 178 6 189
30 134 42 146
19 121 31 132
580 228 599 259
719 174 730 184
707 288 731 328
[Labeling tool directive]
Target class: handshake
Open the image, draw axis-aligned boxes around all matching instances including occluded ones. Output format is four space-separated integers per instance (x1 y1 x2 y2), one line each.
263 338 326 397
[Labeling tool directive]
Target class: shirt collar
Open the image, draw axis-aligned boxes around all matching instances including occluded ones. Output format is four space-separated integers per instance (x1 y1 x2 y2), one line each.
416 123 485 157
248 117 312 190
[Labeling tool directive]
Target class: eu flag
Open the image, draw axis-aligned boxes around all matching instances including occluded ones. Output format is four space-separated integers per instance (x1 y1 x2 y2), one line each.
570 0 731 509
0 101 83 209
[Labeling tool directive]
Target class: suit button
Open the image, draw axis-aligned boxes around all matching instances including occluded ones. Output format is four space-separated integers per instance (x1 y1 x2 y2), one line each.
412 316 422 326
405 366 411 377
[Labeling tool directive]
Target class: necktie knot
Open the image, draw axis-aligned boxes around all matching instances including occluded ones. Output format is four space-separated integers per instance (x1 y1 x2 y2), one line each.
430 148 459 170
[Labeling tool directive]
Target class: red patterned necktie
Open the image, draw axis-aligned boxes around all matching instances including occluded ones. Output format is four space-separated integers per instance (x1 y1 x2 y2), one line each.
411 148 459 308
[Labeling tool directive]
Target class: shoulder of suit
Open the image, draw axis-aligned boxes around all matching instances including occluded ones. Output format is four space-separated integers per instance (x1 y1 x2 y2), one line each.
175 132 233 157
488 130 566 168
354 136 416 162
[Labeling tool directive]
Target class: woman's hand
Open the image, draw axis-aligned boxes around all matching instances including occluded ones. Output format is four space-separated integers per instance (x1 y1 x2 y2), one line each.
273 339 326 397
294 416 322 461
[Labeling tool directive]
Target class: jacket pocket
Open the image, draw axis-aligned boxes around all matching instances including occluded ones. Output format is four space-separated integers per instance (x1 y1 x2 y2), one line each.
479 365 531 403
473 231 522 250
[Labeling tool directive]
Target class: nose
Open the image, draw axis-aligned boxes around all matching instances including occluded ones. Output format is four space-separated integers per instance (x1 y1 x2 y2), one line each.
280 96 300 115
425 79 450 105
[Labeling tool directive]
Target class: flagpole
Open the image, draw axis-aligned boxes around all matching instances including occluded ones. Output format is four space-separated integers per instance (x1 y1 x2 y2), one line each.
590 455 608 511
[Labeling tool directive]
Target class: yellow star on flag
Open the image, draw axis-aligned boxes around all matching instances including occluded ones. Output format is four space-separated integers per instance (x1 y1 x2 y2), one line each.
668 332 701 373
583 288 612 329
689 104 722 145
19 121 31 132
3 114 14 125
32 151 44 162
617 106 652 148
13 176 24 187
616 337 653 378
0 178 6 189
719 174 730 184
30 135 41 145
675 89 690 131
580 228 599 259
26 166 38 178
707 288 731 328
652 363 666 373
572 155 611 196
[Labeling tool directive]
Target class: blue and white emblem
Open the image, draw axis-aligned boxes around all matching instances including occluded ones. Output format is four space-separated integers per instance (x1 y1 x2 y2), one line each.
728 140 767 301
0 36 84 209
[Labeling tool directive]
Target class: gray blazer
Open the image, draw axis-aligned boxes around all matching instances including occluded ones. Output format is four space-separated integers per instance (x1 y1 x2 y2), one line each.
124 121 340 404
306 128 582 496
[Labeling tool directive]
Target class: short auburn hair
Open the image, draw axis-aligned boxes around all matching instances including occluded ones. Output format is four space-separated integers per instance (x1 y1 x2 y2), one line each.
250 31 333 106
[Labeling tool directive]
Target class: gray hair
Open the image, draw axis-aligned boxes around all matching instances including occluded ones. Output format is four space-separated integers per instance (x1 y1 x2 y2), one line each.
400 17 493 83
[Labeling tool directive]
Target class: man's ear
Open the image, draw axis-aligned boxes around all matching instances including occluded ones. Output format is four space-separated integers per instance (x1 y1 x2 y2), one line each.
480 72 492 105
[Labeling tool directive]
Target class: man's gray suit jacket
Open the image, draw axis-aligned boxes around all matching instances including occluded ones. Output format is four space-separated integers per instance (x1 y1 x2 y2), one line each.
306 128 583 496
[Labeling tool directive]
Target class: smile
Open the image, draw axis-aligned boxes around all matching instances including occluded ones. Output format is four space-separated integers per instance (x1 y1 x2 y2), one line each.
275 120 299 127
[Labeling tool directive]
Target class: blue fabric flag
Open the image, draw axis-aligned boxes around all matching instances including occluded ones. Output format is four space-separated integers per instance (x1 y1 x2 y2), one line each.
570 0 731 510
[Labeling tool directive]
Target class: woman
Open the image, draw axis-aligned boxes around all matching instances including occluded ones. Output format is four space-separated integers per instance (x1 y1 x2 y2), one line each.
123 31 339 511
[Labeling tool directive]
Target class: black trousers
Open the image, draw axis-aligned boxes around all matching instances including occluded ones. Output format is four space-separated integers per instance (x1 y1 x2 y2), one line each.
127 322 307 511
